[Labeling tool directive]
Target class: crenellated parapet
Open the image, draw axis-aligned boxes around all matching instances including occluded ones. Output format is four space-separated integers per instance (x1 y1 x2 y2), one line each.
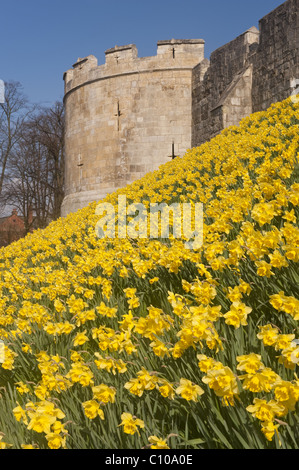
63 40 205 99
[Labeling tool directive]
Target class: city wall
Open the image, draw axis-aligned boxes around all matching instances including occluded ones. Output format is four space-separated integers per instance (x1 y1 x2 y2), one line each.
62 0 298 215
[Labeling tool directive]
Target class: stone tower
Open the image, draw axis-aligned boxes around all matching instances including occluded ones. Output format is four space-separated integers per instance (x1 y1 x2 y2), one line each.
62 40 205 215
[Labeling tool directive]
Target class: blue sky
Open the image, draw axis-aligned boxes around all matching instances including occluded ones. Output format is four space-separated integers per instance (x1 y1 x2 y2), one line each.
0 0 284 106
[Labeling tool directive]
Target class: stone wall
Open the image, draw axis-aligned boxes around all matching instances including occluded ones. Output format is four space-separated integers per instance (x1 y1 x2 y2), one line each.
192 28 259 146
192 0 298 146
252 0 299 111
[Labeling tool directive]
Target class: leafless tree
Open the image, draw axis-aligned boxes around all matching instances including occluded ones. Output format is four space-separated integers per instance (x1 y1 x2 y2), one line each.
31 101 65 220
0 81 31 202
2 129 50 232
1 100 65 232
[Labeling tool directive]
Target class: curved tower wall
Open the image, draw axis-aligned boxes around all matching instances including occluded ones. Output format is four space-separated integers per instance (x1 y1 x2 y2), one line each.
62 40 205 215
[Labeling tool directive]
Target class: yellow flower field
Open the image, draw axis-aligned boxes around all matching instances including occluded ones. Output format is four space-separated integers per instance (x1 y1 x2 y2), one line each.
0 96 298 449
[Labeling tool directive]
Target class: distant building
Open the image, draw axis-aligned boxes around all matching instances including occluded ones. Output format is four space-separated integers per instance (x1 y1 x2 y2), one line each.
0 209 34 247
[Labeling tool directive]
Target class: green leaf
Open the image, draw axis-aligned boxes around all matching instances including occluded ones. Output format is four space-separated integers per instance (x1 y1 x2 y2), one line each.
185 438 206 446
208 421 233 449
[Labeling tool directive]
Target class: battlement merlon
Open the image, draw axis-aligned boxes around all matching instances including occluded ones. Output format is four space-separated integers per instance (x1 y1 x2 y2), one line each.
157 39 205 60
105 44 138 65
63 55 98 86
